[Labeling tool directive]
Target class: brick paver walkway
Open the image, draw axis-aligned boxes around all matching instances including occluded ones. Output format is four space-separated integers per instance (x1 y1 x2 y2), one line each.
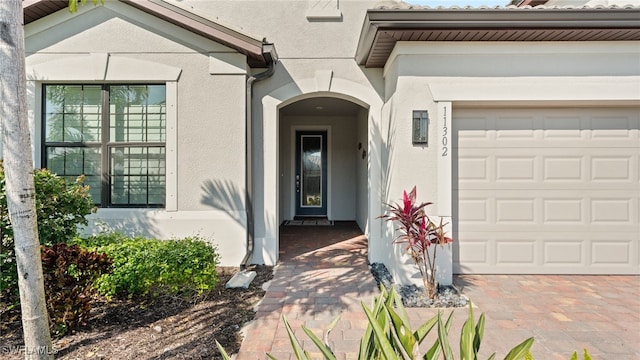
236 222 640 359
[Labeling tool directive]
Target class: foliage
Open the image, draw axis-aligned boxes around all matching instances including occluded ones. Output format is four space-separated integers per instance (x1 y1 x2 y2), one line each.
570 349 592 360
216 340 233 360
73 233 220 298
380 187 453 298
40 243 112 337
0 162 96 308
68 0 104 13
264 286 534 360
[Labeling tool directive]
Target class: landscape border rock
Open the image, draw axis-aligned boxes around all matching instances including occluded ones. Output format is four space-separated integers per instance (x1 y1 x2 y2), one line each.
370 263 469 308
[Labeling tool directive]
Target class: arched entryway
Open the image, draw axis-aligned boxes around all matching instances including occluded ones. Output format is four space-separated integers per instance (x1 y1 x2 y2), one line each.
278 96 368 225
252 77 384 266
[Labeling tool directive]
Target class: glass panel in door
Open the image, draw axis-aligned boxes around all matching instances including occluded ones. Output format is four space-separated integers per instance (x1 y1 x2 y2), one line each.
295 131 327 217
301 135 322 207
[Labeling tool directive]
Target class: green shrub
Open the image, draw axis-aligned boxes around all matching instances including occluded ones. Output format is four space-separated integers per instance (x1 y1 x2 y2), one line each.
73 233 220 298
41 243 112 337
0 162 96 308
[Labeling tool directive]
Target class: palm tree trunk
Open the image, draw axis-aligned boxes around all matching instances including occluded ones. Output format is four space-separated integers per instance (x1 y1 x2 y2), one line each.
0 1 54 358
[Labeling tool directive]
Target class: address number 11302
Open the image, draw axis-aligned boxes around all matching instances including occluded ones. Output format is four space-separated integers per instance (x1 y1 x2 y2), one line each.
442 107 448 157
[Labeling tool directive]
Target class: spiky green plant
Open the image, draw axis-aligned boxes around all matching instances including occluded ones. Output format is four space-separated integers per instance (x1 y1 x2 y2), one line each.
266 286 535 360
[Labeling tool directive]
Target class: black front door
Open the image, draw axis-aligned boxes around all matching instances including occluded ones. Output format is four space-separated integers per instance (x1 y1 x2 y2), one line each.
295 131 327 217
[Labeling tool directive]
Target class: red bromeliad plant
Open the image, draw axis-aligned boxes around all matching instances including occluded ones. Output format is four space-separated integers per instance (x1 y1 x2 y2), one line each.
380 186 453 299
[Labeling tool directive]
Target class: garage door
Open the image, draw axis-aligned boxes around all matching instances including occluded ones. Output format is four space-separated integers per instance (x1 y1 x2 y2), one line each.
453 107 639 274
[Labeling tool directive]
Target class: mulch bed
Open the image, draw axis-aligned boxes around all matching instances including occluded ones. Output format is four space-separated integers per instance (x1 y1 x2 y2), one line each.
1 265 273 359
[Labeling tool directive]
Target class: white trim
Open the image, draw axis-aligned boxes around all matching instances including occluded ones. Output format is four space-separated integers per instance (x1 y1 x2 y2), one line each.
165 81 178 212
27 54 182 82
389 41 639 57
25 1 96 38
385 41 640 78
106 55 182 81
437 102 452 217
25 1 237 53
436 102 453 285
427 77 640 103
306 9 342 21
306 0 342 21
27 79 179 212
28 82 41 167
290 125 332 219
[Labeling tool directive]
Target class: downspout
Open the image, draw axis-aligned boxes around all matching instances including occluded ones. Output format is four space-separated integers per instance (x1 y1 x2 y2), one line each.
241 43 278 269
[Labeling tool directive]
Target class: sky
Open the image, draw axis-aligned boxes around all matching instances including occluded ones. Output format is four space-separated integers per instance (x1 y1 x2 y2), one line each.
408 0 510 6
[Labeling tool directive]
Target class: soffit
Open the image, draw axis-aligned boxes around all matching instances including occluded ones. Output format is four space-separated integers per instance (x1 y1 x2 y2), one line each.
23 0 68 24
280 97 363 117
357 7 640 68
23 0 271 67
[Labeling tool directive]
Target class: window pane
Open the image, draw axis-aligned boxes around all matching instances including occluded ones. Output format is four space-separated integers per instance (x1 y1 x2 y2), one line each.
44 85 102 142
110 85 166 143
83 175 102 205
63 86 82 113
82 86 102 141
43 84 166 208
110 176 129 205
110 146 165 206
45 146 102 204
301 136 322 207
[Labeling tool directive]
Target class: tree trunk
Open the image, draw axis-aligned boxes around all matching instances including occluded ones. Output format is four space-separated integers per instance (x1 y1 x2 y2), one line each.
0 1 54 359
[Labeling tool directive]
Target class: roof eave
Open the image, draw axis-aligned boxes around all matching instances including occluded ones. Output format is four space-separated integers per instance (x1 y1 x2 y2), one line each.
24 0 275 68
356 8 640 67
121 0 268 67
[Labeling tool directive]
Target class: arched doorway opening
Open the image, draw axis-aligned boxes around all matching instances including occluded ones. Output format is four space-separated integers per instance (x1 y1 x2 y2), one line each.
277 96 369 258
279 97 368 224
254 77 383 267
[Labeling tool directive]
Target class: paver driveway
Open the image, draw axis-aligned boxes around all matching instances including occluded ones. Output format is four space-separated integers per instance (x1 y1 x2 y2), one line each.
236 222 640 359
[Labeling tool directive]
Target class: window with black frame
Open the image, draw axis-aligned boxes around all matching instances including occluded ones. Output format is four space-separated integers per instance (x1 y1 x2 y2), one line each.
43 84 166 207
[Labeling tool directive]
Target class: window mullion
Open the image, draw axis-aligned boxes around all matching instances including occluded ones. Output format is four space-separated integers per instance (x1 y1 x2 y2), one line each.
80 85 85 142
146 148 150 205
144 87 149 142
61 93 66 142
127 148 131 205
101 85 110 207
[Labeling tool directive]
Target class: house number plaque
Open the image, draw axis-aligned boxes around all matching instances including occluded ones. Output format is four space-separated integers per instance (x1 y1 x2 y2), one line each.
437 101 452 216
441 106 448 157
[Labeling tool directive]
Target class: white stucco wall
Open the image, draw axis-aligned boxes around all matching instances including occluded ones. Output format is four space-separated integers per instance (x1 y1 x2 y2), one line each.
22 2 250 266
378 40 640 286
355 108 369 232
169 0 379 58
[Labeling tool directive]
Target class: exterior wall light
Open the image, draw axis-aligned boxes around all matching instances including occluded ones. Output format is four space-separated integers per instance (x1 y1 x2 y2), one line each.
412 110 429 145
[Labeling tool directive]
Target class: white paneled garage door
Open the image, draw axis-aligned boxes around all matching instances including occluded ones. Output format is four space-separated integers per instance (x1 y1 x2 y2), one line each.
453 107 640 274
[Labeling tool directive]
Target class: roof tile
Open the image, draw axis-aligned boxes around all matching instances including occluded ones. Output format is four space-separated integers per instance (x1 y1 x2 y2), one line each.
373 0 639 10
